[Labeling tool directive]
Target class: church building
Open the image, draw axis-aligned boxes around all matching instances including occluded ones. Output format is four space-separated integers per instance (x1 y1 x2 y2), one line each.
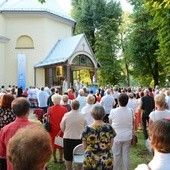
0 0 99 90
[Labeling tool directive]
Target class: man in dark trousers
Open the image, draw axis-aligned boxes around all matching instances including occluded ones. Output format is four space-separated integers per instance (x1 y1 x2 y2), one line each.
140 89 155 139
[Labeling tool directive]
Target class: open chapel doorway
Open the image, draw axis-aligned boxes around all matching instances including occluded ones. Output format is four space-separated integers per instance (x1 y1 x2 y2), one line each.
72 69 95 87
44 54 97 89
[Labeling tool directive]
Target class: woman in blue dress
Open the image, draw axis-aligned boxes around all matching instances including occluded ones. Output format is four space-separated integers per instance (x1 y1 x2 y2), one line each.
82 104 116 170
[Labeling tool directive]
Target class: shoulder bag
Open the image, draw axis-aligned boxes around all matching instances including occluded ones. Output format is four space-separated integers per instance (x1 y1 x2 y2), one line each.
44 108 51 132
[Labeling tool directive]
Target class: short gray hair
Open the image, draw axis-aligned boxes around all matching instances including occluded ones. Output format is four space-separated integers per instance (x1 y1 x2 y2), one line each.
71 100 80 110
91 104 105 120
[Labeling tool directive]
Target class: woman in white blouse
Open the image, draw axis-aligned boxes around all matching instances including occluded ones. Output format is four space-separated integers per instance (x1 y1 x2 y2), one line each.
60 100 87 170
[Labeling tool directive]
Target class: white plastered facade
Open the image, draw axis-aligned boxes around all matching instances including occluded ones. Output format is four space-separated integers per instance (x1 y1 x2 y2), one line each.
0 12 74 87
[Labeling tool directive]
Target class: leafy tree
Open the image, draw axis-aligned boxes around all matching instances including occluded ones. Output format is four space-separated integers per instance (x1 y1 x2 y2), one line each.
124 1 164 87
145 0 170 74
38 0 45 3
72 0 106 50
72 0 122 85
95 18 121 85
119 12 133 86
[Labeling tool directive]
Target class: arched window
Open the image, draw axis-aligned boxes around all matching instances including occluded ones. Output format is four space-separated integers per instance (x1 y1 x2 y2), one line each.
72 55 94 67
16 35 34 49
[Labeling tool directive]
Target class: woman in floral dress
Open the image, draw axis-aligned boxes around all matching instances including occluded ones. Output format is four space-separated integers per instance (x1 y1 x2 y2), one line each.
82 104 116 170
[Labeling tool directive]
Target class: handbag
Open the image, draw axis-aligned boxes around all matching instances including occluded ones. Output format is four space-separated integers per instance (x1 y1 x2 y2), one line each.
44 108 51 132
54 130 63 147
44 119 51 132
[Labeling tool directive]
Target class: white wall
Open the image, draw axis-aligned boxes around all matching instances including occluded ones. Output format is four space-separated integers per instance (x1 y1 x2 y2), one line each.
2 14 73 88
0 15 5 86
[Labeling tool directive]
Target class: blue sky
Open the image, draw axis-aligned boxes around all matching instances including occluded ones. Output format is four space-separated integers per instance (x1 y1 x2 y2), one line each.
57 0 133 13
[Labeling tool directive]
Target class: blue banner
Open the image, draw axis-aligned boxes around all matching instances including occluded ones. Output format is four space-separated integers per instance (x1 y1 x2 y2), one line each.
17 54 26 90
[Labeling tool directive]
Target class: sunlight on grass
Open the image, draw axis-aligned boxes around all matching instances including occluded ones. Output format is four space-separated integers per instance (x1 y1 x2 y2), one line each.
47 131 152 170
130 131 152 169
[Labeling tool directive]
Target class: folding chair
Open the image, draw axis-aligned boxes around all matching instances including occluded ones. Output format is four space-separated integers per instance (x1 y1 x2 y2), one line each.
73 144 84 169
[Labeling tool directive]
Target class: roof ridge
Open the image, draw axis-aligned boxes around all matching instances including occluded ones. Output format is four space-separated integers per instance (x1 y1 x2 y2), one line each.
0 0 75 23
34 34 85 68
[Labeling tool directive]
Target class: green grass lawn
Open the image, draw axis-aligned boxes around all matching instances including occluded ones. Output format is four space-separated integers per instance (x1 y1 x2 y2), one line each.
47 131 152 170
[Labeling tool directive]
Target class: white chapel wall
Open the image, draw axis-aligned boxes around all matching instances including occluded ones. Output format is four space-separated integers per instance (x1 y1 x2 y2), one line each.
0 15 5 86
4 15 73 88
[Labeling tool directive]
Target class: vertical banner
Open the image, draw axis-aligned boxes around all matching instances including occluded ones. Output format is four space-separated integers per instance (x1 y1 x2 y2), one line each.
17 54 26 90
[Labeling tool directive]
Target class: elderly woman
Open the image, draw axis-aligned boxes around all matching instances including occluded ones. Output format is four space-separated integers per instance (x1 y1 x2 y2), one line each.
135 118 170 170
60 100 87 170
62 95 71 112
82 104 116 170
48 94 68 163
0 93 15 130
7 125 52 170
149 94 170 128
81 94 95 125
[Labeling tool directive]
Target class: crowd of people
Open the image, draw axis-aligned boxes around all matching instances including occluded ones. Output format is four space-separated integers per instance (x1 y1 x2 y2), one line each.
0 84 170 170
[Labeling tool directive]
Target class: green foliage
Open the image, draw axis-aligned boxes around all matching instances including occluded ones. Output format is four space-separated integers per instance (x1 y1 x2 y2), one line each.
71 0 106 49
95 16 122 85
124 0 167 86
79 70 92 85
119 12 134 86
38 0 169 86
130 131 152 169
72 0 122 85
146 0 170 74
38 0 45 4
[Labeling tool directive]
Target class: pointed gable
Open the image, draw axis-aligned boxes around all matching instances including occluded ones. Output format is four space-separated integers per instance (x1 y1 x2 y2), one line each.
34 34 99 68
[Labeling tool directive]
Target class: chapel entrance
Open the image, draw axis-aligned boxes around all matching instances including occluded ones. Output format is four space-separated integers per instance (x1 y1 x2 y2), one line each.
44 54 97 88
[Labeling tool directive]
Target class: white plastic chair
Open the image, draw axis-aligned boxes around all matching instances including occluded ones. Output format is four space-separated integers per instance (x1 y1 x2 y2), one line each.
73 144 84 169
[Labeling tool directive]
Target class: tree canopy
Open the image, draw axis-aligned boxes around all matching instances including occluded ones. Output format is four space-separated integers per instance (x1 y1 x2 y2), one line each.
72 0 122 85
124 0 168 87
38 0 170 87
145 0 170 74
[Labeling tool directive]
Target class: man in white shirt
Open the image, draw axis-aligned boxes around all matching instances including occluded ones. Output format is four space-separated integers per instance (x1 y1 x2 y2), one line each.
37 86 49 113
100 89 115 123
